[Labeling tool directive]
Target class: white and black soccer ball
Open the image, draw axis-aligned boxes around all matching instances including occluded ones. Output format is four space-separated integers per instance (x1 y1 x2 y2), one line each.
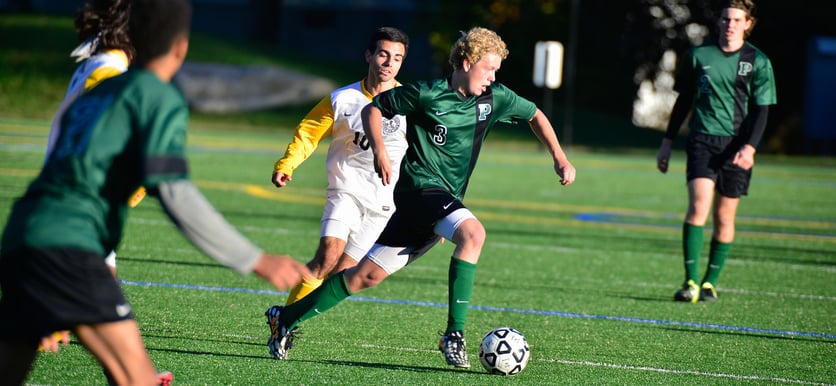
478 327 530 376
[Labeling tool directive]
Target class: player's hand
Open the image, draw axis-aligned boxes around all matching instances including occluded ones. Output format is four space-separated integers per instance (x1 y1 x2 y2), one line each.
373 151 393 186
253 254 312 290
38 330 70 353
733 144 756 171
657 139 673 173
272 172 292 188
555 159 576 186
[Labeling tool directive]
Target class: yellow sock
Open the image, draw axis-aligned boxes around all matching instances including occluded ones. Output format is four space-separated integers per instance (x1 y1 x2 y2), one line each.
285 276 323 305
128 187 146 208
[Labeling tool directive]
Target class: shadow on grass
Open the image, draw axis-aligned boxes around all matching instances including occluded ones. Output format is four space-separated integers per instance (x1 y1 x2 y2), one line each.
308 359 470 374
116 256 226 269
141 336 476 374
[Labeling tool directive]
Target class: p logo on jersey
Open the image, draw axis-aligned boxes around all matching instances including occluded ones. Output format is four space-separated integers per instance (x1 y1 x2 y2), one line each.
738 61 753 76
478 103 492 121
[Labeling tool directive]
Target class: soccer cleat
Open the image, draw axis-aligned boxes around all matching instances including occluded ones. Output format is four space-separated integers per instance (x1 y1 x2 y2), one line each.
265 305 298 359
674 280 700 303
700 282 718 302
438 330 471 368
156 371 173 386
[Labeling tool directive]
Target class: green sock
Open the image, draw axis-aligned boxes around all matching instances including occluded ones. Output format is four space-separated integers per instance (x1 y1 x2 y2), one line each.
282 271 352 330
703 238 731 285
447 257 477 333
682 223 704 283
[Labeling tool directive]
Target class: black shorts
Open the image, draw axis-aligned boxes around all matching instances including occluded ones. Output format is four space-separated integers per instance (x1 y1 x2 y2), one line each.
376 188 465 247
686 133 752 198
0 247 133 345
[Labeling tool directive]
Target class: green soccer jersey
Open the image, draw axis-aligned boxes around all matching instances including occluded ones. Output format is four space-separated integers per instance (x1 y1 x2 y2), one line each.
1 69 189 255
373 78 537 198
677 42 777 137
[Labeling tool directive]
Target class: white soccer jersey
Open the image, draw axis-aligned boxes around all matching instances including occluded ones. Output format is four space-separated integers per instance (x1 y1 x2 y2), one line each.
325 81 408 213
46 49 129 160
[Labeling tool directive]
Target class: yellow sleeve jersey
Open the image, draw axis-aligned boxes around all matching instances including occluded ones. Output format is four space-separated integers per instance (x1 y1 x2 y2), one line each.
273 79 408 211
273 96 335 176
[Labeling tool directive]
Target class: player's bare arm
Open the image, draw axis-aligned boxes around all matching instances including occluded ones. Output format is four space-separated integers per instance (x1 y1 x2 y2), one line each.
528 109 575 186
157 179 306 291
361 103 393 185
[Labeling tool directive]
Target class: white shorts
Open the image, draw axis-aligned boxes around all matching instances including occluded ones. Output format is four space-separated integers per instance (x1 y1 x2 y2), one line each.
366 208 475 274
321 190 394 262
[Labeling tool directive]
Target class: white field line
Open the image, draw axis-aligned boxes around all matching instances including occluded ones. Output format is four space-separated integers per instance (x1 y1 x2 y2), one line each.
351 343 832 385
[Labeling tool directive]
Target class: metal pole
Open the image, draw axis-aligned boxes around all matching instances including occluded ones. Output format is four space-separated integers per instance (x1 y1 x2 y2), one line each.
563 0 580 149
543 87 553 122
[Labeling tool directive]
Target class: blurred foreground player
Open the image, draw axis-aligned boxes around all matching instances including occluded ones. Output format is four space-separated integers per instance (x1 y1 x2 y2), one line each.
0 0 309 384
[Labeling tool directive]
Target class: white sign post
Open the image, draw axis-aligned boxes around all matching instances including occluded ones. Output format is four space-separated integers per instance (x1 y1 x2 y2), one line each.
533 41 564 128
533 41 564 89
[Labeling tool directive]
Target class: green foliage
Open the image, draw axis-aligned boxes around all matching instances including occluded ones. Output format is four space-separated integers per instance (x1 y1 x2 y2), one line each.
1 118 833 385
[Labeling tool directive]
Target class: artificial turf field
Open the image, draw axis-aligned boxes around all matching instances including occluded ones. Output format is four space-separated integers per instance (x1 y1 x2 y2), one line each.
0 117 833 385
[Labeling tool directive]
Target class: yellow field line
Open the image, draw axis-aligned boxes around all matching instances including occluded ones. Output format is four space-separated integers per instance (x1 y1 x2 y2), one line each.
2 169 833 243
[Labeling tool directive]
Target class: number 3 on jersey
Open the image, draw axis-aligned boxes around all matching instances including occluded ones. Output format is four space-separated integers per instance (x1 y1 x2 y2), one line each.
432 124 447 146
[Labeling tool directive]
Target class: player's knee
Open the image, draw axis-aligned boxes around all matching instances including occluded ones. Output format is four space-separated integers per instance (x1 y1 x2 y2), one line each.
358 269 387 289
345 265 387 291
456 219 486 249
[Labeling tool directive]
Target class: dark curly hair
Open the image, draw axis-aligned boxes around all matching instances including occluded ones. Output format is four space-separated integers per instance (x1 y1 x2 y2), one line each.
75 0 134 60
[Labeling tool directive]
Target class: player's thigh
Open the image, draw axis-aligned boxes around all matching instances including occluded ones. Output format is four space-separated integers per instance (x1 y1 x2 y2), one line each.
321 191 363 240
343 209 392 262
75 320 157 385
366 237 441 275
434 208 478 241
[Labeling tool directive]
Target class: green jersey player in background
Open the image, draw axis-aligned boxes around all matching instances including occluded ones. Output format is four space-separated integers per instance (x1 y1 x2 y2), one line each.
266 27 575 369
656 0 776 303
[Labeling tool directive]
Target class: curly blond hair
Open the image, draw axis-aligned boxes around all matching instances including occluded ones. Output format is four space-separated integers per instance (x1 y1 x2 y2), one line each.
448 27 509 70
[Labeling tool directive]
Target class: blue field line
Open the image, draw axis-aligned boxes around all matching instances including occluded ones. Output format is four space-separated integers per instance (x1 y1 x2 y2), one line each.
121 280 836 340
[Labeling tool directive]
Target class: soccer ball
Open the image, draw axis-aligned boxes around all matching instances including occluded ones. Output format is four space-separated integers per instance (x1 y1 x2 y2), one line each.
478 327 530 376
